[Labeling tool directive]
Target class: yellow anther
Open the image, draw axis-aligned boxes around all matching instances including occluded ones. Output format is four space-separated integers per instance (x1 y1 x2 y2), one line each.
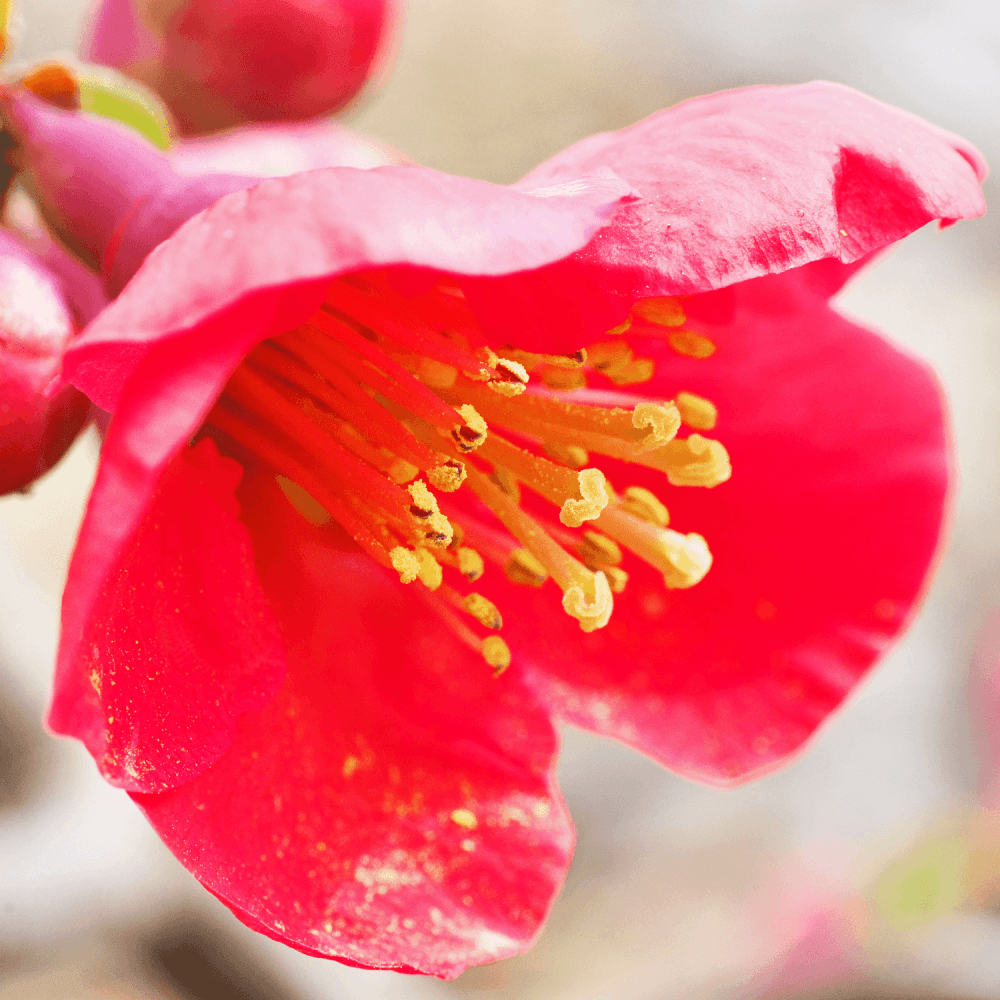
482 636 511 675
578 530 623 566
498 347 586 371
451 808 479 829
390 546 420 585
452 403 488 451
539 366 587 391
633 296 687 327
463 593 503 630
606 316 632 336
587 341 632 372
657 531 713 589
606 358 654 385
427 460 466 492
602 566 629 593
487 358 529 398
415 548 443 590
408 479 439 514
505 548 549 587
560 468 610 528
619 486 669 527
490 466 521 505
387 457 419 484
543 442 589 468
668 330 716 359
632 401 681 451
676 391 718 430
662 435 731 487
457 547 485 581
417 357 458 388
562 570 614 632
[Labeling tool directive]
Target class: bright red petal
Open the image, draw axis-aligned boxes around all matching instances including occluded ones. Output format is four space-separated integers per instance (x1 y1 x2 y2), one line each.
466 81 987 352
132 475 572 978
48 436 286 792
467 272 949 785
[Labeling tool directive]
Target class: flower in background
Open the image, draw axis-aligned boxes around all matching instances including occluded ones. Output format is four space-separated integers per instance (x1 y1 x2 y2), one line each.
0 226 101 495
83 0 398 135
1 82 985 977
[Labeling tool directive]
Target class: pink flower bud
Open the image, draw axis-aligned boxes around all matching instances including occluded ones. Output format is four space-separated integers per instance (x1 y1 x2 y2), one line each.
84 0 398 135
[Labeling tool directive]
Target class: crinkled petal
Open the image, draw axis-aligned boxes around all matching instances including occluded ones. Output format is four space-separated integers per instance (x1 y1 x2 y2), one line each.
65 164 635 411
48 436 286 793
132 474 572 978
468 273 949 785
465 81 987 352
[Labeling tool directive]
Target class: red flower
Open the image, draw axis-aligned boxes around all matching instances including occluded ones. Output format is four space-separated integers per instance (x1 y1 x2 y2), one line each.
83 0 397 135
8 83 985 976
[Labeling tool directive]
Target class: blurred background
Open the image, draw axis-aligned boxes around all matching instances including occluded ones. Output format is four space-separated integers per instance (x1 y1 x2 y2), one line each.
1 0 998 997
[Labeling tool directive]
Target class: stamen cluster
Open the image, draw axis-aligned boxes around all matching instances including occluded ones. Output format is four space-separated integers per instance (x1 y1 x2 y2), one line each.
205 273 731 674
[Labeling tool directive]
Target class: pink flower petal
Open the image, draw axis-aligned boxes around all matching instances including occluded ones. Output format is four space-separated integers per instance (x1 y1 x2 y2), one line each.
465 81 987 352
48 436 286 792
132 474 572 978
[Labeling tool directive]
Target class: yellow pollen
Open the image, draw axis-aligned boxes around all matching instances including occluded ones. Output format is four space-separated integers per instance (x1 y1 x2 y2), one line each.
416 548 443 590
451 808 479 829
543 442 589 468
578 530 623 567
504 548 549 587
633 296 687 327
662 435 731 487
407 480 454 546
463 593 503 630
619 485 669 527
482 636 511 675
500 347 587 370
603 566 629 593
427 460 466 492
456 547 485 581
676 391 718 430
452 403 488 451
487 358 529 397
390 546 420 585
632 401 681 451
560 468 610 528
562 570 614 632
668 330 716 359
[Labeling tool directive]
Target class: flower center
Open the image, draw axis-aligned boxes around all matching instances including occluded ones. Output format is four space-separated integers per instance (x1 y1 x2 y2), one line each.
204 272 730 675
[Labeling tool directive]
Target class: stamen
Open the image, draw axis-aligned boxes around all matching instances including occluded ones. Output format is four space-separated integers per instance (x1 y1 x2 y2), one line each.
632 402 682 450
668 331 716 359
482 636 511 676
602 566 630 593
427 459 467 492
477 434 609 527
543 442 589 468
538 367 588 391
499 347 587 371
676 391 718 430
462 593 503 630
578 530 623 567
505 548 549 587
618 486 669 526
464 464 612 631
486 357 529 397
595 504 712 590
407 480 454 547
452 404 487 452
661 435 731 487
633 297 687 327
390 546 421 584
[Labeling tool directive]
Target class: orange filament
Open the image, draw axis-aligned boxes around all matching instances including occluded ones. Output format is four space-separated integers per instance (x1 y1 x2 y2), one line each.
205 274 729 671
